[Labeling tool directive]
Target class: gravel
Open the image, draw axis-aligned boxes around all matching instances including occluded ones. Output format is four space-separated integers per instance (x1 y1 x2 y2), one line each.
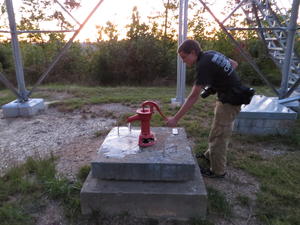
0 106 116 176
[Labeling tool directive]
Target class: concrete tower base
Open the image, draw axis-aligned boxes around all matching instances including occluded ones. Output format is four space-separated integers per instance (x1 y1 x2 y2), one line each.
2 98 45 118
234 95 298 135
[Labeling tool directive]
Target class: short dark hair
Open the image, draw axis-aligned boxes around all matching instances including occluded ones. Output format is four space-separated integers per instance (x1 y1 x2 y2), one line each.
177 39 202 55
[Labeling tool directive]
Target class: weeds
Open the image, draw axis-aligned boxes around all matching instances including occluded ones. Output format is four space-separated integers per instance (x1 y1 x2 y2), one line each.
77 165 91 183
0 156 83 225
94 129 110 138
0 204 32 225
207 187 232 218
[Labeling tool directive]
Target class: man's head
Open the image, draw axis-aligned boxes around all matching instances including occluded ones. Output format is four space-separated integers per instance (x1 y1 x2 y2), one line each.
177 40 202 67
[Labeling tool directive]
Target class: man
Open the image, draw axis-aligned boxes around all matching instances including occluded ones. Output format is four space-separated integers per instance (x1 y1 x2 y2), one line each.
166 39 254 178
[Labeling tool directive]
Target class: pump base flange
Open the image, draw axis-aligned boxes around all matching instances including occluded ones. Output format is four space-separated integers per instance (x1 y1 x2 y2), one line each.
139 133 156 147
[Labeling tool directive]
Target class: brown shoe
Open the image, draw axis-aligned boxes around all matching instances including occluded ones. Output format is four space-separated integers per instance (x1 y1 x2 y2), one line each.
196 153 210 163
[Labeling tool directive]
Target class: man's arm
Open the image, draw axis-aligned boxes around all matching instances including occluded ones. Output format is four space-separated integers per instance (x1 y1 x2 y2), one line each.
229 58 238 69
166 85 202 127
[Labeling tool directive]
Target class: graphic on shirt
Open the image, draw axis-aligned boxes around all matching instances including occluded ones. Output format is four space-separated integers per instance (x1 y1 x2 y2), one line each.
211 53 233 75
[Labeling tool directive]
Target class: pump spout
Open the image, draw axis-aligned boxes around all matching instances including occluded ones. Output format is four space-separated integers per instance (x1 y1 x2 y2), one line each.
127 114 141 123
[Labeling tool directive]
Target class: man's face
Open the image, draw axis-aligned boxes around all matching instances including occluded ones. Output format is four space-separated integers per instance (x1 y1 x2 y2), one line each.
179 51 197 67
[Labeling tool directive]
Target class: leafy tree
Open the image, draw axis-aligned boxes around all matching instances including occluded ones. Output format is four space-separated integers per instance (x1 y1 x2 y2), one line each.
17 0 52 42
16 0 80 42
162 0 178 39
147 0 178 40
64 0 81 9
95 25 104 42
126 6 150 40
103 21 119 41
190 9 212 42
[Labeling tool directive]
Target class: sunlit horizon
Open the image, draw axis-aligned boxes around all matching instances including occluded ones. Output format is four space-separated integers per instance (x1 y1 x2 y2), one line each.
73 0 165 42
0 0 295 42
63 0 295 42
66 0 247 42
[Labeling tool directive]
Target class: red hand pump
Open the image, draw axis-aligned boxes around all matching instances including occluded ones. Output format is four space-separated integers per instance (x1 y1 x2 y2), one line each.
127 101 167 147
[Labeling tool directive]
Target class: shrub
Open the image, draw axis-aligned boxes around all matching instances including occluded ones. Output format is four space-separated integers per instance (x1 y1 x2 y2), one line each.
91 37 177 86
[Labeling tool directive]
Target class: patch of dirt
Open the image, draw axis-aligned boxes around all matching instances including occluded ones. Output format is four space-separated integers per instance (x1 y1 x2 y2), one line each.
0 104 120 176
204 166 260 225
35 200 67 225
37 89 75 101
55 136 103 180
252 144 289 160
232 139 290 161
80 103 136 119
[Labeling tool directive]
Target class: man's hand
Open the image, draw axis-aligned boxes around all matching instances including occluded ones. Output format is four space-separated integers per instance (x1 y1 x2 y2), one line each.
229 58 238 69
165 85 202 127
166 117 178 127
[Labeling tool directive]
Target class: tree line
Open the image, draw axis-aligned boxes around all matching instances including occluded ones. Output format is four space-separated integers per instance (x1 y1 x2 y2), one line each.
0 0 291 89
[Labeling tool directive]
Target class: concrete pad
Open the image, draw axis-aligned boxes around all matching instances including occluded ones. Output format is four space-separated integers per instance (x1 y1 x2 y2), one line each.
91 127 195 181
234 95 298 135
234 118 294 135
2 98 45 118
236 95 297 120
80 163 207 219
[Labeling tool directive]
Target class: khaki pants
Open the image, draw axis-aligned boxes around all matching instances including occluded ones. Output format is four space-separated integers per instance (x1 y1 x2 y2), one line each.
204 101 241 175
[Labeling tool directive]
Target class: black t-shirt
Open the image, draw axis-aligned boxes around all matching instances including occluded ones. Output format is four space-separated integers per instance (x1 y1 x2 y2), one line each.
195 50 243 104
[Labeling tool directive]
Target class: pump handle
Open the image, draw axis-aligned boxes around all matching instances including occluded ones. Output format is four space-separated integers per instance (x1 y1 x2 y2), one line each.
141 100 167 120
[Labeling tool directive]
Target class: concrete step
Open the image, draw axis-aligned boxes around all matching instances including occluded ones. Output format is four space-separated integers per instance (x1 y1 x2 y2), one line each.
91 127 196 181
80 164 207 219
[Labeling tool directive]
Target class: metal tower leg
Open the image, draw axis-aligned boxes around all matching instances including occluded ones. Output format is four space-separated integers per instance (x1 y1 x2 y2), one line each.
172 0 188 106
5 0 28 102
1 0 105 117
2 0 45 118
280 0 300 98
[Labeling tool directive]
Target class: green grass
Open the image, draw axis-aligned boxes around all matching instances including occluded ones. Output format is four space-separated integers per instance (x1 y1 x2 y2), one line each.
0 89 15 106
93 129 110 138
1 85 300 225
41 84 178 111
77 165 91 183
0 156 83 225
0 204 33 225
233 124 300 150
207 187 232 218
232 150 300 225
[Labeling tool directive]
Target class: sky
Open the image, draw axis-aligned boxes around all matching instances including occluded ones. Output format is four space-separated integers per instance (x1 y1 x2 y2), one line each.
62 0 295 41
72 0 166 41
1 0 295 42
